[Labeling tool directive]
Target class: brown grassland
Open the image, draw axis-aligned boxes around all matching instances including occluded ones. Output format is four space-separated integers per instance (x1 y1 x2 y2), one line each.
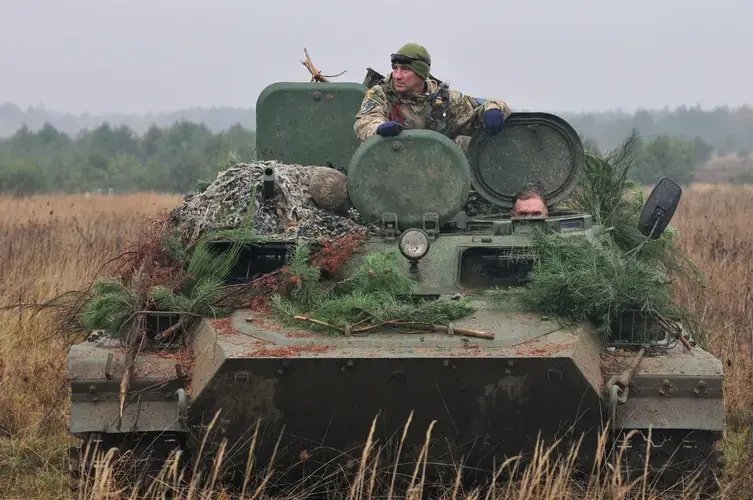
0 187 752 499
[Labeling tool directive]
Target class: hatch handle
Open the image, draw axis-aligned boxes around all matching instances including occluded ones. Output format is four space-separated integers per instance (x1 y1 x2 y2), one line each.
422 212 439 240
382 213 398 242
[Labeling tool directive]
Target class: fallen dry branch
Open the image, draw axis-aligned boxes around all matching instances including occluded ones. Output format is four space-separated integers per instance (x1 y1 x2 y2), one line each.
292 315 495 340
654 311 694 350
301 47 346 82
377 321 495 340
292 315 334 330
153 318 190 343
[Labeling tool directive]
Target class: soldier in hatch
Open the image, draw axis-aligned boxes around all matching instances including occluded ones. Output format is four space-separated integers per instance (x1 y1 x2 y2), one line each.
354 43 511 150
511 186 548 218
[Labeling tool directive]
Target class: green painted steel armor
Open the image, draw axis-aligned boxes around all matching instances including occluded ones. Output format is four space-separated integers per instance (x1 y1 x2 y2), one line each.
347 129 472 230
67 79 726 495
255 82 367 169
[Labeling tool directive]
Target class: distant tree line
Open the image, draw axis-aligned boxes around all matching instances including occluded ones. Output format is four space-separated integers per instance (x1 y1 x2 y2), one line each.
581 133 714 185
0 116 733 196
0 102 256 137
0 122 256 195
563 104 753 155
4 100 753 151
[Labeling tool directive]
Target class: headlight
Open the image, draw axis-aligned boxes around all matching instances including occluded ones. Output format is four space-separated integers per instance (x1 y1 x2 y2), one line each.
398 229 430 260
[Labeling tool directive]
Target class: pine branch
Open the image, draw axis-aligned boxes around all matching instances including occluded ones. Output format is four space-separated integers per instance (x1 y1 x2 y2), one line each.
487 228 700 341
154 318 193 342
270 247 477 336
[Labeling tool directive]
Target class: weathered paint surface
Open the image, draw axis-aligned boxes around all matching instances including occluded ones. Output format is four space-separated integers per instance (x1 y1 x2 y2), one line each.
255 82 367 170
466 112 585 209
70 400 184 435
68 338 188 435
340 227 600 296
604 345 725 431
68 338 178 381
186 313 607 476
347 129 472 230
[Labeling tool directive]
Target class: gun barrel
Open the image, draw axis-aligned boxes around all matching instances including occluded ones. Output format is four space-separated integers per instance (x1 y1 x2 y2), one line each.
263 167 275 198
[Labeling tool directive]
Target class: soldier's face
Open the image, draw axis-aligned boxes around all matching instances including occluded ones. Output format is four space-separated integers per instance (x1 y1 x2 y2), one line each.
392 65 424 93
512 196 548 218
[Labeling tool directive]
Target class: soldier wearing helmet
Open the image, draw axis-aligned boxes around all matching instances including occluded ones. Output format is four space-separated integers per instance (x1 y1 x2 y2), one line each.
354 43 511 150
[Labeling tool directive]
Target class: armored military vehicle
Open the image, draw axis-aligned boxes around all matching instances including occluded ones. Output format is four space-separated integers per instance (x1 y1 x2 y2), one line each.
67 80 725 494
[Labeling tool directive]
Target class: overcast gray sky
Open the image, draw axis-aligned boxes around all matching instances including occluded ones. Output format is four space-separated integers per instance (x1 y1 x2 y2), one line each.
1 0 750 115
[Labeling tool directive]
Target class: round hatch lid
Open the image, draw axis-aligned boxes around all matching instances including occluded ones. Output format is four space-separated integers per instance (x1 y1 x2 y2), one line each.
347 130 471 230
466 112 584 209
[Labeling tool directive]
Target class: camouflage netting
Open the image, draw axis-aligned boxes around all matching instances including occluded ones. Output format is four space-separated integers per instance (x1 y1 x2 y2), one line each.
169 161 375 245
64 158 482 345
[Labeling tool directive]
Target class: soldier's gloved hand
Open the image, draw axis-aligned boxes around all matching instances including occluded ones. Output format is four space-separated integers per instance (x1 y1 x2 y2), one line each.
483 109 505 135
376 121 403 137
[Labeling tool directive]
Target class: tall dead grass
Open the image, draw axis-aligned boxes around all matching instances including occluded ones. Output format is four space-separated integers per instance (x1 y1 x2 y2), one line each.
0 193 181 498
71 413 717 500
0 187 751 499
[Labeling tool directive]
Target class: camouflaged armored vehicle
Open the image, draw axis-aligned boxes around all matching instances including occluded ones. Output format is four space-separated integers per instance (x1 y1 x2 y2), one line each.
67 80 725 492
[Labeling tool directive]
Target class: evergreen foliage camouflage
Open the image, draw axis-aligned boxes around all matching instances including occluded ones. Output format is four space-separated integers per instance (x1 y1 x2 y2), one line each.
269 244 475 334
80 279 138 336
77 197 257 340
489 131 705 344
486 231 696 340
76 171 474 342
570 130 704 282
76 133 705 346
79 231 244 340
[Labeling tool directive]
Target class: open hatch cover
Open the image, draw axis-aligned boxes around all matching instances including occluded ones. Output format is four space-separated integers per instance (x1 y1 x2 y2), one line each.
465 112 585 209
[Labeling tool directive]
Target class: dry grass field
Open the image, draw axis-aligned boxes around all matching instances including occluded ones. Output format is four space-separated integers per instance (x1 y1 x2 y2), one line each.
0 187 752 499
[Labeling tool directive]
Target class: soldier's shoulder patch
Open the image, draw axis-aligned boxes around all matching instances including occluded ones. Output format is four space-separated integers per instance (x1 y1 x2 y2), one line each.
361 100 377 113
449 90 464 100
475 97 486 104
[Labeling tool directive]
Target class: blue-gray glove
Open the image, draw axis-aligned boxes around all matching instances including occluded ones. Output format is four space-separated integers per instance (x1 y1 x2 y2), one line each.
376 121 403 136
483 109 505 135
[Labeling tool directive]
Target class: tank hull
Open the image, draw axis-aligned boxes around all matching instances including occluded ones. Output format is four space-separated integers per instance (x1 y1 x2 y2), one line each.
68 300 725 490
186 309 606 483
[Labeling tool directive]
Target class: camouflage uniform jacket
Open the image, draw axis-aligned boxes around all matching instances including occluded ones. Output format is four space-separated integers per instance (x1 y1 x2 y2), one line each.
353 74 511 148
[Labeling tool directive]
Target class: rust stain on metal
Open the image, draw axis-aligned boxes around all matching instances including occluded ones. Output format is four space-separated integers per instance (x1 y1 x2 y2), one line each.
149 348 194 362
132 367 151 377
600 352 623 375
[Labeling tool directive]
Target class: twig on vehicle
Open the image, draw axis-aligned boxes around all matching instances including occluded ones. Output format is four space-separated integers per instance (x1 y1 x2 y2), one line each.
292 315 495 340
301 47 346 82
